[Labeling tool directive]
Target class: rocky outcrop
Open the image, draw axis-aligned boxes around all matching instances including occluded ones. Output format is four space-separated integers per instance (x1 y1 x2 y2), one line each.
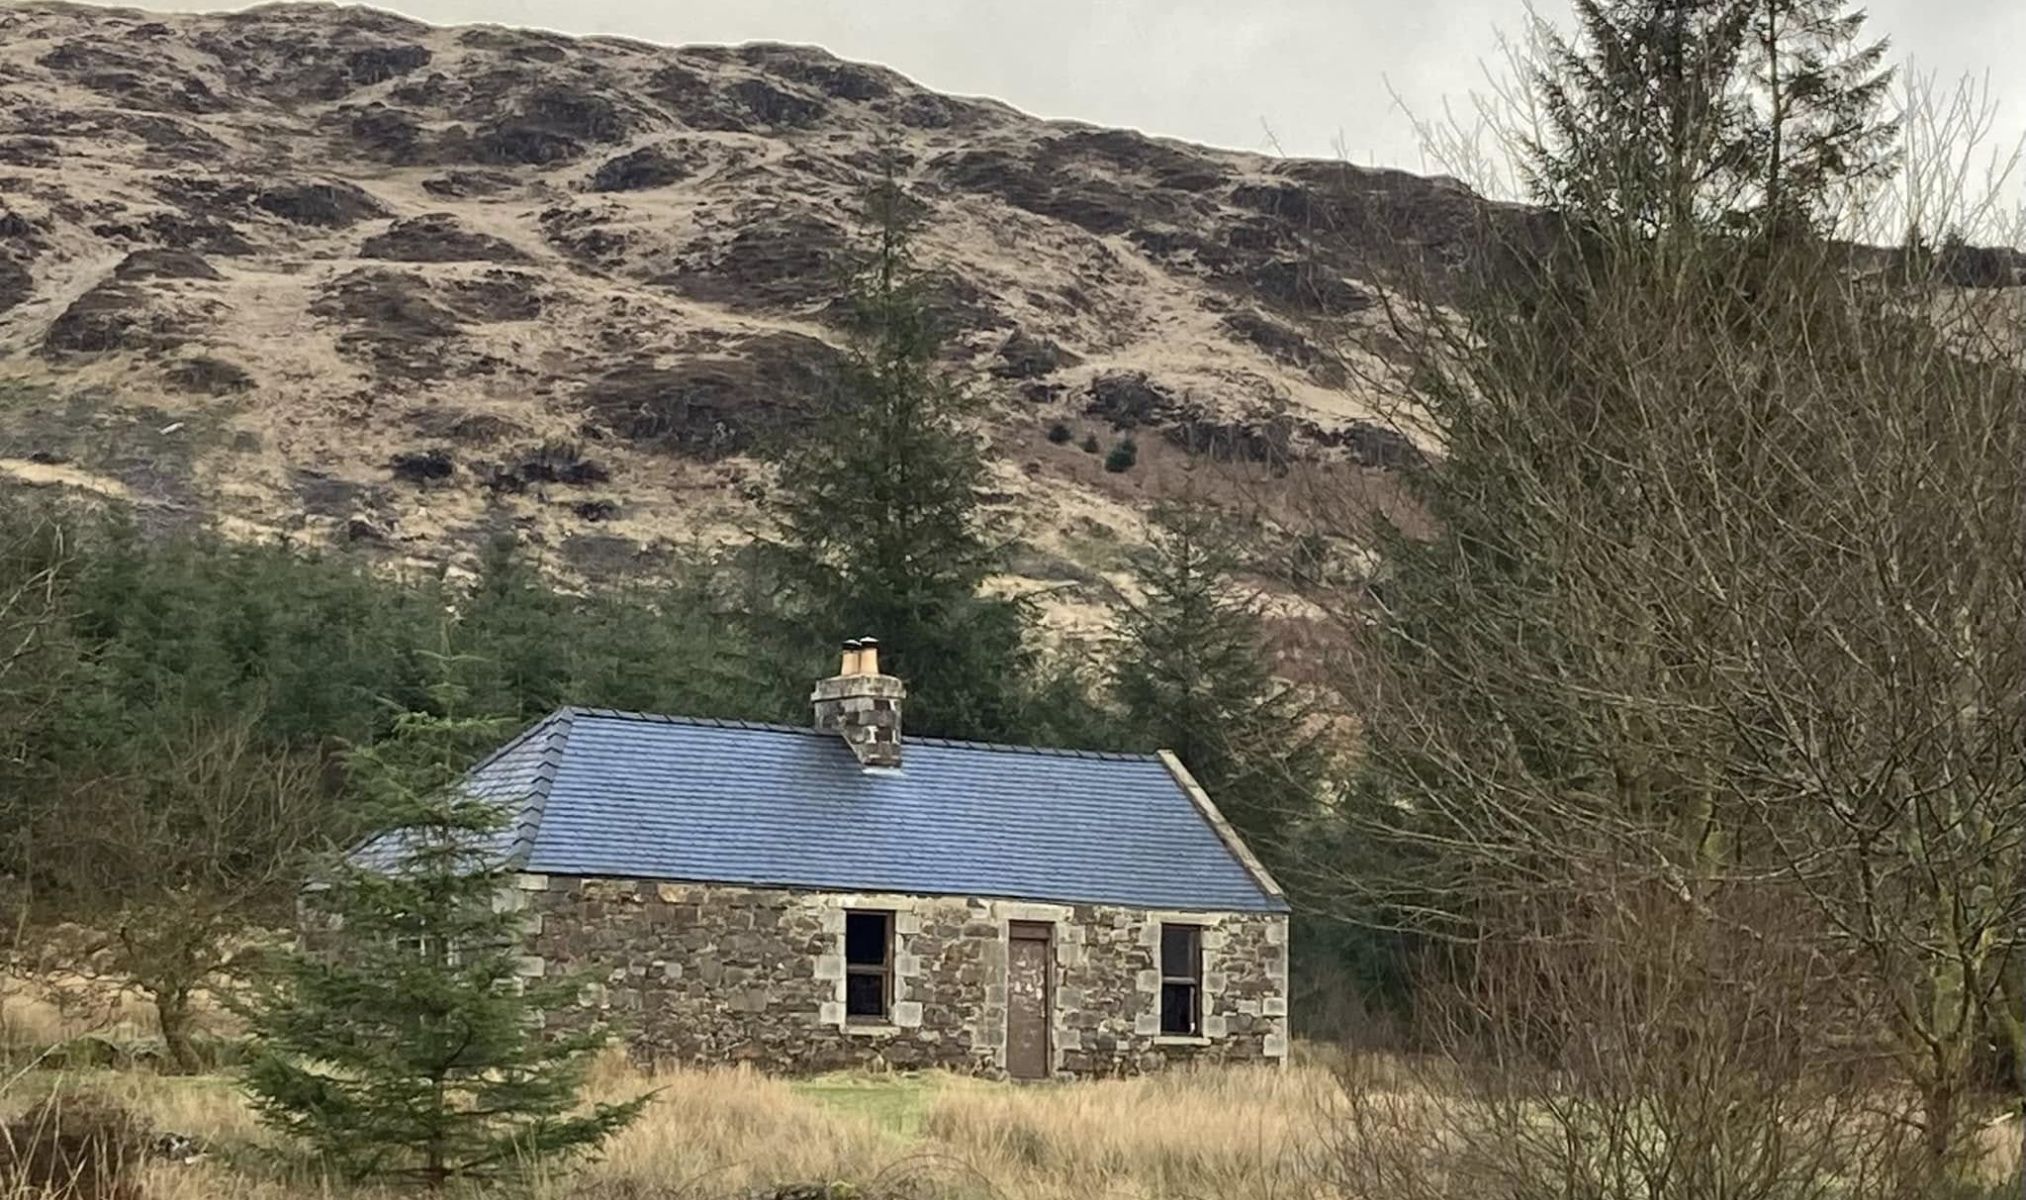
0 0 1474 591
587 142 698 192
580 332 843 459
360 214 526 263
252 181 386 227
311 270 464 379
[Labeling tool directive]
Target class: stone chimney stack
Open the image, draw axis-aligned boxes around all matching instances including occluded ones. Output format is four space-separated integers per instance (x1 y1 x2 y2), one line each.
812 637 906 768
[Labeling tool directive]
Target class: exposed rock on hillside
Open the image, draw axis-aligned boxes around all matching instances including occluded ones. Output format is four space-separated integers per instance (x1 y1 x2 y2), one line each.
0 1 1510 623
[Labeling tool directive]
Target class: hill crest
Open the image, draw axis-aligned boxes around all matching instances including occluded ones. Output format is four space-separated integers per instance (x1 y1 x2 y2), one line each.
0 2 1459 627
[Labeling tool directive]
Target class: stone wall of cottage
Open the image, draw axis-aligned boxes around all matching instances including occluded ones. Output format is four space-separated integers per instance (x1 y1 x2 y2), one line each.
515 874 1288 1078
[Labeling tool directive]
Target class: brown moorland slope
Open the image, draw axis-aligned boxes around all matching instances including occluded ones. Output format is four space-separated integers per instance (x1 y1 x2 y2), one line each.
0 2 1502 622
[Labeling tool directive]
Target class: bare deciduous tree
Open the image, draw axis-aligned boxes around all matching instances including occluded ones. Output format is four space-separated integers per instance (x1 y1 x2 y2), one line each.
36 715 327 1072
1298 12 2023 1183
1321 878 1935 1200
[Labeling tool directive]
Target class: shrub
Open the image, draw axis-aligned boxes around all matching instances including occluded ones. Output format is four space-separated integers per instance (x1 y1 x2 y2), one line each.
0 1093 149 1200
1104 438 1138 473
1080 433 1101 454
1046 421 1073 444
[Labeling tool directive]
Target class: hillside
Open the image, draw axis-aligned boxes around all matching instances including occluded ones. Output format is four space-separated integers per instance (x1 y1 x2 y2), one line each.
0 2 1475 627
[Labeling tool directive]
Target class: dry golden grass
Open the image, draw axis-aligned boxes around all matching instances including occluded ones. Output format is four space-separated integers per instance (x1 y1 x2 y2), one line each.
1 1056 1337 1200
931 1068 1334 1198
539 1053 1339 1199
0 979 167 1053
5 1052 2018 1199
1977 1113 2021 1182
570 1056 905 1198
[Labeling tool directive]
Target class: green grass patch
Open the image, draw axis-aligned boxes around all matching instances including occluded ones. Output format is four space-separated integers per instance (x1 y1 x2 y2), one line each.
790 1071 952 1138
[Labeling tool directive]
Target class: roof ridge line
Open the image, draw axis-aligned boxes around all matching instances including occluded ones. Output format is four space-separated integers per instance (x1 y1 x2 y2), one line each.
511 710 575 865
464 707 570 777
902 733 1161 762
464 708 581 868
559 705 1161 762
562 706 820 738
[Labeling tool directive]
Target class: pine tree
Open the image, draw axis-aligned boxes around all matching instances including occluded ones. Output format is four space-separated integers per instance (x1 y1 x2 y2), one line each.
238 693 645 1189
1109 502 1329 857
1742 0 1896 234
763 168 1034 740
448 536 572 723
1528 0 1758 235
1528 0 1894 237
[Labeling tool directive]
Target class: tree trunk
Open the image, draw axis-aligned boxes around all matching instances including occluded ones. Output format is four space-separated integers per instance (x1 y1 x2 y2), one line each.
1918 1070 1972 1185
1997 963 2026 1106
427 1072 447 1191
155 984 201 1075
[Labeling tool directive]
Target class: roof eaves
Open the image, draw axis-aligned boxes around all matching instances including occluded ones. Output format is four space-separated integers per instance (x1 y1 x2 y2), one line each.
525 868 1288 914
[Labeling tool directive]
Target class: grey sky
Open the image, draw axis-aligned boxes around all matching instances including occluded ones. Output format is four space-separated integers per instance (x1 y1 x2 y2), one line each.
122 0 2026 200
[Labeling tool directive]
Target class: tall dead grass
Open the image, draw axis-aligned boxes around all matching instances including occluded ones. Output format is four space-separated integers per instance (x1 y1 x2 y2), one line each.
1 1091 149 1200
2 1058 1336 1200
3 1055 2018 1199
567 1058 902 1198
0 979 168 1056
916 1065 1332 1199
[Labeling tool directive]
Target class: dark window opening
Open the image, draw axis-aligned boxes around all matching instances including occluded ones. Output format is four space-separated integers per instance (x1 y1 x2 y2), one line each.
1159 923 1202 1035
391 930 457 966
844 910 893 1021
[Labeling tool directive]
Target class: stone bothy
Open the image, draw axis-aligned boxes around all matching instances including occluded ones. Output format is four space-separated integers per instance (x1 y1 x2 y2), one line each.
460 643 1290 1079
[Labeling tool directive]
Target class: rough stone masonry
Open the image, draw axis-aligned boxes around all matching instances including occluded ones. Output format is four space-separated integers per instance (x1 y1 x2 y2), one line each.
514 875 1289 1078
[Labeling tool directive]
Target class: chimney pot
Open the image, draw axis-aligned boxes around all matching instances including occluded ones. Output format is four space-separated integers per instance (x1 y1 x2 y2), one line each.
812 636 904 768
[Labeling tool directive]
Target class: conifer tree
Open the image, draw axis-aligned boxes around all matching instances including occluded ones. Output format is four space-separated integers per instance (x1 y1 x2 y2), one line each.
1742 0 1896 233
1529 0 1758 234
238 690 645 1189
1110 502 1329 857
764 168 1033 740
1529 0 1894 237
449 536 572 722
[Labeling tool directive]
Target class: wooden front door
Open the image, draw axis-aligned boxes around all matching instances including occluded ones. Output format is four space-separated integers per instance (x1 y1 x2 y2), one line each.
1006 921 1053 1080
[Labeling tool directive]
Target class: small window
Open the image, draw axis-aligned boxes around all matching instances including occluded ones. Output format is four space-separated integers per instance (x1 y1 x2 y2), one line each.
1159 924 1202 1035
392 931 456 966
843 910 893 1022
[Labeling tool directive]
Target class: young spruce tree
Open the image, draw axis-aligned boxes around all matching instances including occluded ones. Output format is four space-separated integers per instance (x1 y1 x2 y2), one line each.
1742 0 1896 233
1110 502 1329 860
240 689 645 1189
764 168 1033 741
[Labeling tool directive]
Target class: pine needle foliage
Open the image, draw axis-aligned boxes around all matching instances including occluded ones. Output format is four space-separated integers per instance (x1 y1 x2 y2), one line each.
763 167 1035 741
1110 502 1329 857
237 695 647 1190
1741 0 1897 232
1528 0 1759 234
1528 0 1895 237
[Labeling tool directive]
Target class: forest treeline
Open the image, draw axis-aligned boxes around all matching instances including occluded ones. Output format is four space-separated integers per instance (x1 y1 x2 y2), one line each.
0 170 1355 1071
3 0 2024 1190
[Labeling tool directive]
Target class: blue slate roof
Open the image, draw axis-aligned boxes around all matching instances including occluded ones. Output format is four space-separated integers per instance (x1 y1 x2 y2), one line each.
463 707 1286 913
